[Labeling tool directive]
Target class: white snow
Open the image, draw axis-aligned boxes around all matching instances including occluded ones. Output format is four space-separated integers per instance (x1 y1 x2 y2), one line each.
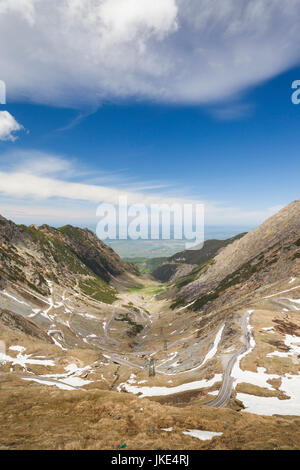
117 374 222 397
58 376 91 387
24 363 93 390
156 324 224 376
267 334 300 358
157 352 178 369
264 285 300 299
183 430 223 441
234 366 280 390
9 345 25 353
128 373 137 384
177 300 197 311
232 310 256 387
77 312 97 320
230 311 300 416
237 373 300 416
261 327 274 332
289 278 296 284
162 427 173 432
285 297 300 305
200 324 225 368
47 330 67 350
169 360 180 368
2 291 29 306
231 311 292 395
21 377 76 390
0 346 55 369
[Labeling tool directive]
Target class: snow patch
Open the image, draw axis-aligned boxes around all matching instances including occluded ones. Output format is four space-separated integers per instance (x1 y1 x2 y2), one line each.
2 291 29 306
267 334 300 358
0 346 55 369
237 373 300 417
117 374 222 397
183 430 223 441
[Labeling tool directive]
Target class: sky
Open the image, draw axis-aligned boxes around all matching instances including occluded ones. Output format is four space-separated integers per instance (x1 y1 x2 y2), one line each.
0 0 300 233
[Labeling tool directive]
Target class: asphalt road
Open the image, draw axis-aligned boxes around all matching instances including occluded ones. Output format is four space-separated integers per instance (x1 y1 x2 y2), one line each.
104 308 120 346
206 310 253 408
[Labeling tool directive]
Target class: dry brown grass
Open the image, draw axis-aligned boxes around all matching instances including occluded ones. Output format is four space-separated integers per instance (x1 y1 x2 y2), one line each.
240 308 300 376
236 382 289 400
1 377 300 450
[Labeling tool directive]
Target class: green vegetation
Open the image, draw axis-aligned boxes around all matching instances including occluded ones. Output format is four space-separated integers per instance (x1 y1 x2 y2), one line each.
79 277 116 304
175 259 215 289
152 233 247 282
171 245 285 311
58 225 92 244
124 256 167 274
122 304 140 313
19 224 49 244
20 224 117 304
295 238 300 247
190 251 280 311
151 263 178 282
20 225 90 275
127 284 164 296
115 313 144 337
106 239 186 259
170 296 186 310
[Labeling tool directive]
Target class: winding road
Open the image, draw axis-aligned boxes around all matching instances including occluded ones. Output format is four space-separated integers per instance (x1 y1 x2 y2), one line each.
206 310 253 408
104 308 120 346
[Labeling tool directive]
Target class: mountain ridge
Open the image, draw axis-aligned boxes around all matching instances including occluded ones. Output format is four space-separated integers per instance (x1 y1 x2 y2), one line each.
152 233 247 282
171 199 300 312
0 215 139 304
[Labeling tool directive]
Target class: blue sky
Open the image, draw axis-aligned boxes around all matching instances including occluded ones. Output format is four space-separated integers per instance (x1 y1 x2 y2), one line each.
0 1 300 231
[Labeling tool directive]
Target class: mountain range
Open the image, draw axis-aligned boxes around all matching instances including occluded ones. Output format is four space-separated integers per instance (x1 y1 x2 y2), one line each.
1 201 300 450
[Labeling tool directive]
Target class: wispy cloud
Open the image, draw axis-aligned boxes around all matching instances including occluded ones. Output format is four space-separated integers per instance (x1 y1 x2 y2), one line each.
208 102 255 121
0 151 284 226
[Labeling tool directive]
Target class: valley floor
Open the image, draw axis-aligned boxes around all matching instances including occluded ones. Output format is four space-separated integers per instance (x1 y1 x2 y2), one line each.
1 275 300 449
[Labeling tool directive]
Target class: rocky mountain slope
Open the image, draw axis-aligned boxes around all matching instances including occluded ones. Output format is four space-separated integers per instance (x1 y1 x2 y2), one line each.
0 215 139 304
152 233 246 282
1 202 300 450
171 199 300 312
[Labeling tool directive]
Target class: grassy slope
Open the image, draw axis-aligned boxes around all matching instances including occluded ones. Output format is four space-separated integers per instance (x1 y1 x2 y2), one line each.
152 233 247 282
18 224 117 304
1 383 300 450
124 257 167 274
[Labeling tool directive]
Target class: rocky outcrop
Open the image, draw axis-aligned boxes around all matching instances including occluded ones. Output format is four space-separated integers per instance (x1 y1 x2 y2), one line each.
0 309 53 343
0 215 139 304
152 233 246 282
170 199 300 312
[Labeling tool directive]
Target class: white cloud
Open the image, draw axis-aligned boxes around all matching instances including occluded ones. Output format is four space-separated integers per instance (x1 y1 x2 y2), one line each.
209 102 255 121
0 111 23 141
0 169 193 207
0 0 36 25
6 150 76 176
1 1 300 107
0 151 283 226
77 0 178 45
